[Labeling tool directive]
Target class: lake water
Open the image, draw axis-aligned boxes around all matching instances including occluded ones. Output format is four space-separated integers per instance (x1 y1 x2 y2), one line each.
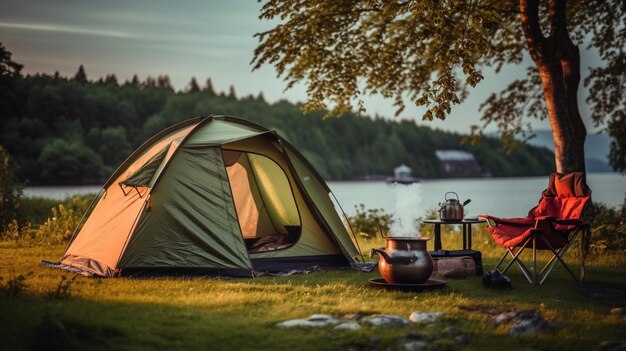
329 173 625 218
24 173 625 218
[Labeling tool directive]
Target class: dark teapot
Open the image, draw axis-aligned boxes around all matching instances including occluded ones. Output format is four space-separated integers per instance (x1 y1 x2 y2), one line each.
438 192 471 221
370 236 433 284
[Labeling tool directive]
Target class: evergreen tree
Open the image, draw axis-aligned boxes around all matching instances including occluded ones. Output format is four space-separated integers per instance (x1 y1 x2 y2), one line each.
0 145 22 230
130 74 140 86
73 64 88 84
204 78 216 95
157 75 173 91
228 85 236 98
187 77 200 93
0 42 23 80
104 74 118 85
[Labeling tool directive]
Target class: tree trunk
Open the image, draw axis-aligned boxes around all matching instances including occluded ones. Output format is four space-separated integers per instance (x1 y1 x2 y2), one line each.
520 0 586 174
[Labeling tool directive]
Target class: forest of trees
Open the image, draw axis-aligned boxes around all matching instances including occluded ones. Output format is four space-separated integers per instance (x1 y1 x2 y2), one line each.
0 45 554 185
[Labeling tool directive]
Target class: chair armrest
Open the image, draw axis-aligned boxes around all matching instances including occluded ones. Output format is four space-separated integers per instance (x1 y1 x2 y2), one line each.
534 216 556 228
479 214 532 227
553 218 589 226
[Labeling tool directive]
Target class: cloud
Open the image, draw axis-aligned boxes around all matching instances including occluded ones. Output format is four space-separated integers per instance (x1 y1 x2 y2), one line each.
0 21 135 38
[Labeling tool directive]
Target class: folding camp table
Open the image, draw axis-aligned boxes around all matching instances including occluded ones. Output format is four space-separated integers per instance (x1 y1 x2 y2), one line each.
423 218 486 275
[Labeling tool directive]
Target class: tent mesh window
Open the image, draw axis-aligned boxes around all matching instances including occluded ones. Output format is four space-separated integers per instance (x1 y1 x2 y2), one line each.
119 143 171 196
223 150 301 253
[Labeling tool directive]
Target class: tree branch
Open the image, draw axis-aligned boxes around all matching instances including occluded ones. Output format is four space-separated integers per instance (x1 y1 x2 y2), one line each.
520 0 546 62
549 0 568 39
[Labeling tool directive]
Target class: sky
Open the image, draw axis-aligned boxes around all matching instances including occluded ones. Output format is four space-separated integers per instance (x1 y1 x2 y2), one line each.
0 0 604 134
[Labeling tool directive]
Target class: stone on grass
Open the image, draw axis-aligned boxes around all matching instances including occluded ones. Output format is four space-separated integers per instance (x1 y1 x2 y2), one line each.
433 257 476 278
395 332 430 350
333 321 361 331
610 308 625 317
595 340 626 351
402 340 429 351
490 310 554 335
343 313 366 321
409 312 444 324
441 326 469 345
362 314 411 327
276 314 339 328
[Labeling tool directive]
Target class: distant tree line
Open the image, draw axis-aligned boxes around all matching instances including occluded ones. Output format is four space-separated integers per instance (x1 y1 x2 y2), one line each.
0 43 554 185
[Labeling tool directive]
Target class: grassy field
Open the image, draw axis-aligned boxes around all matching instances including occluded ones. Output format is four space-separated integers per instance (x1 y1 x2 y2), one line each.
1 228 625 351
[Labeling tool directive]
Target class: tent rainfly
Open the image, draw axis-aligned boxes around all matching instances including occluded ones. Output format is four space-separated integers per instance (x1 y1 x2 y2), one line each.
53 115 363 277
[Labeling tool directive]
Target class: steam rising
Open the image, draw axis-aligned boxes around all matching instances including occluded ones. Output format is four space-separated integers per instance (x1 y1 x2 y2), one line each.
389 183 423 236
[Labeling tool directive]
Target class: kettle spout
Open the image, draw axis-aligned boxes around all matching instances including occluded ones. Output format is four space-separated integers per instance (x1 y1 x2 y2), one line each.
370 248 415 264
370 248 391 263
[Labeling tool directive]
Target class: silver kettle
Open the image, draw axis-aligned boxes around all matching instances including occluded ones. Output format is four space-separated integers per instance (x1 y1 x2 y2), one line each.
438 192 471 221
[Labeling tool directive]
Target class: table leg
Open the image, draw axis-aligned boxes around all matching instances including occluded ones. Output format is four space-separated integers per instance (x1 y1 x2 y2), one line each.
468 223 472 250
462 224 467 250
434 224 442 251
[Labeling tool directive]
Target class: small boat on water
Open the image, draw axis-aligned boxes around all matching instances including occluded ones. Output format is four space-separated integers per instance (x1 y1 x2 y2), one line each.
386 164 421 184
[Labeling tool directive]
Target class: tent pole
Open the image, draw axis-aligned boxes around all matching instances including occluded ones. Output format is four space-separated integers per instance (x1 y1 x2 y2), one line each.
330 192 365 263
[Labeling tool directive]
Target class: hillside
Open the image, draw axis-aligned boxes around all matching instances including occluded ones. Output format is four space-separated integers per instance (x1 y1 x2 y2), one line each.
0 60 556 184
526 131 613 173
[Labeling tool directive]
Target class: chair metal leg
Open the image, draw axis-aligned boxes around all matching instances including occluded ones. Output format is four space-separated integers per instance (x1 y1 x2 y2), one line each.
538 230 580 280
500 237 534 284
494 251 508 270
532 236 537 285
511 249 534 284
495 230 583 286
537 235 578 285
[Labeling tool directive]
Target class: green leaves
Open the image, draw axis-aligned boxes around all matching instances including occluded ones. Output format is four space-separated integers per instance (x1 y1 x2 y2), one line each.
253 0 515 119
253 0 625 172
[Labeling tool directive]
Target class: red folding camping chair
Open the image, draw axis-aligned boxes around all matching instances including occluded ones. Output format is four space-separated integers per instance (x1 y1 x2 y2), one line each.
479 172 592 285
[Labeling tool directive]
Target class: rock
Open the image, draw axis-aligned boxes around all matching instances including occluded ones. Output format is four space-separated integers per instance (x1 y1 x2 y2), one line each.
433 257 476 278
343 313 366 321
441 326 469 345
276 314 339 328
333 321 361 331
409 312 444 324
490 310 554 335
276 319 318 328
491 310 538 326
595 340 626 351
509 318 552 335
482 269 512 288
307 314 337 322
402 340 429 351
610 308 625 317
362 314 411 327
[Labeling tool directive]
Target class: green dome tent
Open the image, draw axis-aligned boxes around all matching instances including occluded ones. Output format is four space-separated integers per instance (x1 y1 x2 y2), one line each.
55 116 363 277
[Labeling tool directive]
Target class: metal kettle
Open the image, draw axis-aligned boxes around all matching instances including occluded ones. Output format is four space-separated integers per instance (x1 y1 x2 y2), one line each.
438 192 471 221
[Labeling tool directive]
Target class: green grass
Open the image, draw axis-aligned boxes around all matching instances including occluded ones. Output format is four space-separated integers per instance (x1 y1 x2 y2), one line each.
1 228 625 351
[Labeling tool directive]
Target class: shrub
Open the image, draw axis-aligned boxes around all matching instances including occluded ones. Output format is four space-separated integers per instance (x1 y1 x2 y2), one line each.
17 196 64 226
590 198 626 253
1 195 92 246
34 196 91 245
347 204 392 239
0 145 23 231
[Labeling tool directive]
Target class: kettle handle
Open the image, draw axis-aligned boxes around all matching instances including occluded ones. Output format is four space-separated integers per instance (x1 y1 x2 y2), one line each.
445 192 459 201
